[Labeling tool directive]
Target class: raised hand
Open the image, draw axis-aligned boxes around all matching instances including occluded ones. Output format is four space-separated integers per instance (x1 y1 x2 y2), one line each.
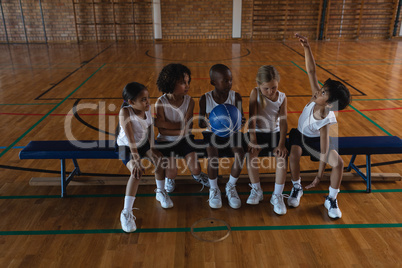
295 33 309 48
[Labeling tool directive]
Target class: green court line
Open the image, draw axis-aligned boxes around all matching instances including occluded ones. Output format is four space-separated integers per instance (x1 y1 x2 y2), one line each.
1 189 401 199
0 64 105 159
0 223 401 236
353 98 402 101
291 61 393 136
0 103 59 106
348 104 392 136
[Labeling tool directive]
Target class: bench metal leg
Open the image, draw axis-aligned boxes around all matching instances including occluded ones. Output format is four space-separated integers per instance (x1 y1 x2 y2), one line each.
346 154 357 172
366 155 371 193
60 159 81 198
61 159 67 198
346 154 372 193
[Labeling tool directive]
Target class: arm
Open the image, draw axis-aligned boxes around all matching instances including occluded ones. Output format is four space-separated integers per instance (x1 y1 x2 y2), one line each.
198 94 208 128
295 33 321 97
305 124 330 189
235 92 246 126
119 108 143 179
248 88 259 152
274 96 288 158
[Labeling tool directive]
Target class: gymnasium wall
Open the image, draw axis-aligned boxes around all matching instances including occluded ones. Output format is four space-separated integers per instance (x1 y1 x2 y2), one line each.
0 0 401 43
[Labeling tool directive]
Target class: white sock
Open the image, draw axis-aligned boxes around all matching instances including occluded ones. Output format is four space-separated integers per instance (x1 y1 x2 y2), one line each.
329 186 340 199
209 178 218 189
252 182 261 190
156 179 165 190
228 175 238 185
292 178 301 185
273 183 285 195
124 196 135 211
193 173 201 180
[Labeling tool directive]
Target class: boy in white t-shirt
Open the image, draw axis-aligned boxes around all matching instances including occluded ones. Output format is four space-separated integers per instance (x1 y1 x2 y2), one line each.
288 34 351 219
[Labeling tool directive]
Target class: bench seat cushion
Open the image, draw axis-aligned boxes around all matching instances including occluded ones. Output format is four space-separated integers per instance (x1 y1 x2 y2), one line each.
19 140 118 159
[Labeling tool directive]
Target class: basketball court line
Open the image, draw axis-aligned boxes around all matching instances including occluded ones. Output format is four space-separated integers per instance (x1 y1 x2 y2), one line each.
1 189 401 200
0 222 401 236
34 44 112 100
0 64 106 159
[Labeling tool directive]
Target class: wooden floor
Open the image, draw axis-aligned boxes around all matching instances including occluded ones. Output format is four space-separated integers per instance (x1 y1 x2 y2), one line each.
0 40 402 267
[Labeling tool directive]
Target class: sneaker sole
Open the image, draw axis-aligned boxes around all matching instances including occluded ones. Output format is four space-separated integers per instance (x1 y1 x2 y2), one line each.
209 202 222 209
121 226 136 233
246 196 263 205
229 202 241 209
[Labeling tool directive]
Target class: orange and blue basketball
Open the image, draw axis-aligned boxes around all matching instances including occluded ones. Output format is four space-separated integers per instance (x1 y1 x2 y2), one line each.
209 104 242 138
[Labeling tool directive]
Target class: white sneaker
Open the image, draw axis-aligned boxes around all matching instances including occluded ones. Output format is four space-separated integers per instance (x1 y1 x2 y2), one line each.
120 209 136 233
155 189 173 209
270 194 287 215
324 196 342 219
287 183 303 208
165 178 175 193
246 183 263 205
225 182 241 209
208 188 222 209
193 172 210 188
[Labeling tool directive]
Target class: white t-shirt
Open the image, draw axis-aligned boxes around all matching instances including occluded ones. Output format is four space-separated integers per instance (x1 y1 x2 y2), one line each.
116 107 152 147
255 90 286 133
156 94 191 142
204 90 236 132
297 102 337 137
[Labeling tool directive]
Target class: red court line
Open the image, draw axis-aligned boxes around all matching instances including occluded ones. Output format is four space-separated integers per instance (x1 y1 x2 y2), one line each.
2 107 401 117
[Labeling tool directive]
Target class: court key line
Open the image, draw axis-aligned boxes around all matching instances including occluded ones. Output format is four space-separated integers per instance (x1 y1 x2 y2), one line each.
291 61 393 136
0 222 401 236
0 64 106 159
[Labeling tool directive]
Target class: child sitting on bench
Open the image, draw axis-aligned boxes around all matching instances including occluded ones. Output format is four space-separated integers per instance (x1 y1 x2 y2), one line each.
288 34 351 219
115 82 170 233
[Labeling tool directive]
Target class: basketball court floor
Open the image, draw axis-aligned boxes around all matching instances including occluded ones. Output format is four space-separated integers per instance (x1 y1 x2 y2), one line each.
0 40 401 266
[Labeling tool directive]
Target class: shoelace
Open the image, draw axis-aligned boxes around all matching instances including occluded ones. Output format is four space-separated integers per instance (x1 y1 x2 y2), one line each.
226 184 239 199
271 194 283 203
326 196 338 209
155 189 169 200
248 183 261 199
193 174 210 192
207 188 220 202
290 185 302 198
123 208 138 221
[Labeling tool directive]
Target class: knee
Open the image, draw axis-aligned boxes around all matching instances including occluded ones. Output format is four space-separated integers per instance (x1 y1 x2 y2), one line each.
334 157 344 170
276 157 287 168
289 150 300 164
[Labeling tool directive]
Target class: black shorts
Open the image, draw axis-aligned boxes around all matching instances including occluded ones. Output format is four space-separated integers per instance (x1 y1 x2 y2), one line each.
203 131 244 149
289 128 335 161
115 140 151 166
156 136 197 158
245 131 289 155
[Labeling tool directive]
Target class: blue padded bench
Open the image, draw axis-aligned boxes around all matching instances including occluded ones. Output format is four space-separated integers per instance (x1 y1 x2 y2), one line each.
19 136 402 197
